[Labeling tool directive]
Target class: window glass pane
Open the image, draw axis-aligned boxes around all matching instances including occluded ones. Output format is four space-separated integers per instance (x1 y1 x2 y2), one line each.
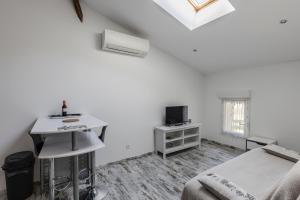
223 99 248 137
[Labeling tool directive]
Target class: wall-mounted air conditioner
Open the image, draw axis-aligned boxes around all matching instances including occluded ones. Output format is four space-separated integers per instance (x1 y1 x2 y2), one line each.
101 29 150 57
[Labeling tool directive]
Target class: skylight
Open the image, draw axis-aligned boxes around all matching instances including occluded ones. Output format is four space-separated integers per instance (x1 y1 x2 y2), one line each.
152 0 235 30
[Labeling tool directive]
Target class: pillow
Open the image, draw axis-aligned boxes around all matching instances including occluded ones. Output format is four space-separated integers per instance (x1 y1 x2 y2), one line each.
198 173 256 200
263 161 300 200
263 145 300 163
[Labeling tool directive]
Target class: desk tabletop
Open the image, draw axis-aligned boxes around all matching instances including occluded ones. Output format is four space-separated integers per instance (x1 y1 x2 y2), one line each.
247 136 277 144
38 131 105 159
31 114 108 134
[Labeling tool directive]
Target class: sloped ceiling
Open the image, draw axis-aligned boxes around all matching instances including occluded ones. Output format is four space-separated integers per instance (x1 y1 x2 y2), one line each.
85 0 300 74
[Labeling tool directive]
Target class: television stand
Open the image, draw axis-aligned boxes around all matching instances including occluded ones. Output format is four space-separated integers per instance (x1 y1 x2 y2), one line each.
167 123 184 127
154 123 201 159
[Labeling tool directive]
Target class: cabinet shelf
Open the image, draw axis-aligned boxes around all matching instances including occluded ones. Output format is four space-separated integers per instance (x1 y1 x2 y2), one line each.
183 141 199 149
184 136 199 145
166 137 183 143
184 127 200 136
166 141 200 154
166 140 183 149
154 123 201 159
184 133 199 139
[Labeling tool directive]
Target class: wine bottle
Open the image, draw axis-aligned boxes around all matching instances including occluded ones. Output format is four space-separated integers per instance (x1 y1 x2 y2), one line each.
62 100 68 116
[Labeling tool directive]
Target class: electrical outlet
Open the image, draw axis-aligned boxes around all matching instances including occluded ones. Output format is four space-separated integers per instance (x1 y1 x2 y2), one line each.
125 145 131 150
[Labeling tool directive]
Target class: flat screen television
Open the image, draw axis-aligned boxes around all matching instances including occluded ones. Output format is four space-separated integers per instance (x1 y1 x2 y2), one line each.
165 106 188 126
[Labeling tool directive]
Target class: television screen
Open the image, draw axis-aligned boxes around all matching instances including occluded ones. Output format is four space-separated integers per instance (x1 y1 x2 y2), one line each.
165 106 188 126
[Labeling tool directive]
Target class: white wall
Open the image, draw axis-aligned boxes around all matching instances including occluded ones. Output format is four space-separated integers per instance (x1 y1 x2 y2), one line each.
204 61 300 151
0 0 204 190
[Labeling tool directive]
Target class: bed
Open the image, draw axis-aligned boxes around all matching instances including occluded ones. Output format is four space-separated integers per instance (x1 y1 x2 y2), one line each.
181 147 295 200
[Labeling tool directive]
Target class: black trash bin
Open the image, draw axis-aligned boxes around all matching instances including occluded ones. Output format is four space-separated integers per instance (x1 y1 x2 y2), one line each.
2 151 35 200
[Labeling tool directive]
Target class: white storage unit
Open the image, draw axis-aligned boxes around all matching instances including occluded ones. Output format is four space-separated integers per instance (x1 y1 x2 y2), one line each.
154 123 201 159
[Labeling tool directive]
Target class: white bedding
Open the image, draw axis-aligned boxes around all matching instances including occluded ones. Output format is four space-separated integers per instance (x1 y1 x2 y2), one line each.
182 148 295 200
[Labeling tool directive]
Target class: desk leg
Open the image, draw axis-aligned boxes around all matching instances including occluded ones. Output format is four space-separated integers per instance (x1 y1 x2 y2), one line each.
40 159 44 195
49 158 55 200
91 151 96 188
72 132 78 151
73 156 79 200
71 131 79 200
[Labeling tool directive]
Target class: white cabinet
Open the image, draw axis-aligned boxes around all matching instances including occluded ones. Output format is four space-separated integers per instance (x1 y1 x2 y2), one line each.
154 123 201 159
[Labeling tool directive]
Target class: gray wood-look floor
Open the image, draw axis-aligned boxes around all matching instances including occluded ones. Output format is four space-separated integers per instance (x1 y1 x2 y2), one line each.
0 140 243 200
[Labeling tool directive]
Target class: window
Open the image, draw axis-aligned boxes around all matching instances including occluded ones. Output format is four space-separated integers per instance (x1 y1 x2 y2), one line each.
222 99 250 138
188 0 217 12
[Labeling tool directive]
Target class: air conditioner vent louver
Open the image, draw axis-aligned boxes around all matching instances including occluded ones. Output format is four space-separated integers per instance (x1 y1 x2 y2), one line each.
102 29 149 57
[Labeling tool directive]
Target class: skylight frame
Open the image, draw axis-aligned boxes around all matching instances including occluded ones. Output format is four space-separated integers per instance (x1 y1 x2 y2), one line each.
152 0 235 31
188 0 217 12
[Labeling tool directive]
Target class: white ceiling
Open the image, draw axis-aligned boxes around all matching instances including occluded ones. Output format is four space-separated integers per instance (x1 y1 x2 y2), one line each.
85 0 300 74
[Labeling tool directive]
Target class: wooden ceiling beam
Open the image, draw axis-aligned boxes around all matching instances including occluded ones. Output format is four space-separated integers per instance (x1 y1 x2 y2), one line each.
73 0 83 22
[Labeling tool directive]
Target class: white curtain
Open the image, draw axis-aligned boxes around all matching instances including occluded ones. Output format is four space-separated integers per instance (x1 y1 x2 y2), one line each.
222 98 250 138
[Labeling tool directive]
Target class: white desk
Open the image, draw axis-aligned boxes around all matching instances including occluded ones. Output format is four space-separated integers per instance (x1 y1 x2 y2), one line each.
30 114 108 200
31 115 108 135
39 131 105 159
246 136 277 151
31 114 108 151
